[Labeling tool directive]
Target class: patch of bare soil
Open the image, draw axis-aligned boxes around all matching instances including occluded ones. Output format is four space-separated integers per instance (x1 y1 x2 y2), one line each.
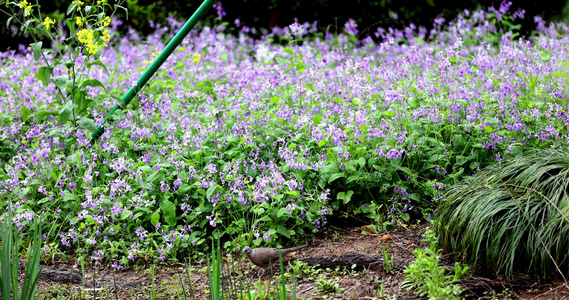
33 224 569 299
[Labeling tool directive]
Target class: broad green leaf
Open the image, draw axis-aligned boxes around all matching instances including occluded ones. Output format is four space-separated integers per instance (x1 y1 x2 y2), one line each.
178 184 191 193
344 161 356 172
162 199 176 226
63 190 76 201
455 155 468 166
20 106 32 122
283 48 293 55
343 190 354 204
52 76 67 90
355 157 366 168
138 166 152 172
85 60 110 75
36 66 52 85
328 173 345 184
150 212 159 226
67 3 77 15
313 114 322 125
277 207 288 218
80 78 109 95
206 184 217 199
31 42 42 61
121 210 132 220
58 103 78 124
78 117 96 131
277 225 291 239
37 111 58 123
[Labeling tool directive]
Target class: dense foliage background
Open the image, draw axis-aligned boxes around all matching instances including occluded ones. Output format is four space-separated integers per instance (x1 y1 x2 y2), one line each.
2 0 569 51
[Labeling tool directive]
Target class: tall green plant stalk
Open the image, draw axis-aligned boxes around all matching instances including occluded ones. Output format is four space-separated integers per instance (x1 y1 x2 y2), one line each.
207 239 221 300
0 208 42 300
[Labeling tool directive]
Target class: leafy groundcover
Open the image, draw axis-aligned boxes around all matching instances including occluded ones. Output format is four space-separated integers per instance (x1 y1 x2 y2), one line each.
1 2 569 269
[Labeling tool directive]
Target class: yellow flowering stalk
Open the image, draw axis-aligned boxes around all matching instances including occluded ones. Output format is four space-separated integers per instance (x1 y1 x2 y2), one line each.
76 16 83 26
18 0 32 14
44 17 55 30
71 0 84 11
102 16 111 27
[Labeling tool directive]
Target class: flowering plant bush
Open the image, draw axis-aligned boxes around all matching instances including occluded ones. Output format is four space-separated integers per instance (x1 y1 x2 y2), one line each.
1 1 568 268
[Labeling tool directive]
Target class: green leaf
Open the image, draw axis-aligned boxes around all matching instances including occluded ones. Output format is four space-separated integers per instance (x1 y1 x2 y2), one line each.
20 106 32 122
162 200 176 226
343 190 354 204
206 184 218 199
346 174 360 184
121 210 132 220
455 155 468 166
344 161 356 172
78 117 96 131
36 111 58 122
52 76 67 90
277 225 291 239
138 166 152 172
355 157 366 168
58 103 78 124
31 42 42 61
80 78 109 95
63 190 76 201
328 173 345 184
318 140 326 147
283 48 293 55
151 212 160 226
67 3 77 15
178 184 191 194
277 207 288 218
312 114 322 125
37 66 52 85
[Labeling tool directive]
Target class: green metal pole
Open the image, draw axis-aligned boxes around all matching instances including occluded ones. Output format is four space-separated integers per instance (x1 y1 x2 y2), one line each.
90 0 216 144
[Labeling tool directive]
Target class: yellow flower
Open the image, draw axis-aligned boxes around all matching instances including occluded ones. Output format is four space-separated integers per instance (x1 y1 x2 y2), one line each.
102 16 111 27
101 29 110 42
192 53 201 64
87 44 99 55
18 0 27 9
72 0 84 11
97 0 107 4
76 16 83 26
77 28 93 44
44 17 55 30
19 0 32 14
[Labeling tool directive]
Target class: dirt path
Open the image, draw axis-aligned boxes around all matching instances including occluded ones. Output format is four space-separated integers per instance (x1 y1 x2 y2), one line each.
33 224 569 299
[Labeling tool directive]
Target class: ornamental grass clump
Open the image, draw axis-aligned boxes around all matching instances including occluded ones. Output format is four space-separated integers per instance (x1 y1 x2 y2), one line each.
436 148 569 280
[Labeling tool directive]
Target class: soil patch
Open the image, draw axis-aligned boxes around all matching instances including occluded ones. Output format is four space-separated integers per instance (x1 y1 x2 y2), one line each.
32 224 569 299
